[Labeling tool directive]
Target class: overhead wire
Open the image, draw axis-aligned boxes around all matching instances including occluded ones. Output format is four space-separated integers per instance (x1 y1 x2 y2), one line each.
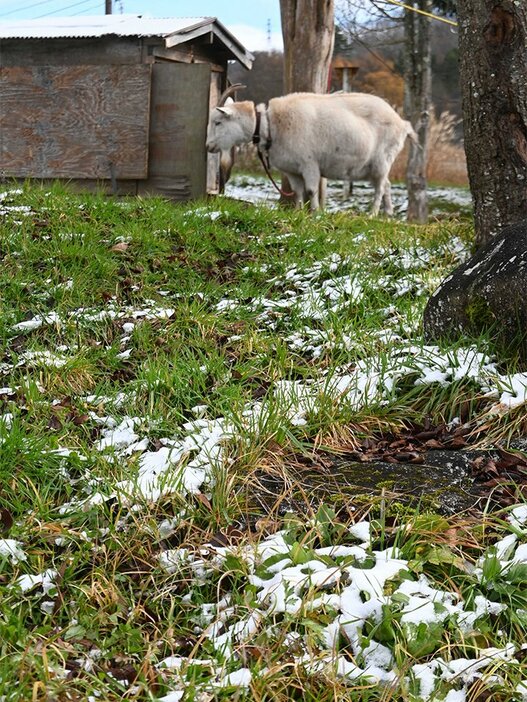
72 2 104 14
0 0 104 19
380 0 458 26
36 0 100 18
0 0 60 18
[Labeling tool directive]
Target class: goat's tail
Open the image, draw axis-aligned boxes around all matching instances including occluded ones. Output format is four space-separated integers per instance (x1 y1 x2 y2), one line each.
407 109 430 146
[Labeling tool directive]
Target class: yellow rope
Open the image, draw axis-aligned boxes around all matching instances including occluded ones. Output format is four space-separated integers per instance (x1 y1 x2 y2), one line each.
383 0 458 26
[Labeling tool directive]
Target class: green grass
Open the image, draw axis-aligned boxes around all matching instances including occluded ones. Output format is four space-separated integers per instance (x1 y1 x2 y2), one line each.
0 182 526 701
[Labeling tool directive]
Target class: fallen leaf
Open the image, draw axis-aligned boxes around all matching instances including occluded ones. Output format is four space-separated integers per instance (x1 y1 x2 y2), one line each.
0 508 13 533
195 493 212 511
111 242 129 252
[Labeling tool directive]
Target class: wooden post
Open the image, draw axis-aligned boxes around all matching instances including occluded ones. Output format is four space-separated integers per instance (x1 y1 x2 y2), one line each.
105 0 112 14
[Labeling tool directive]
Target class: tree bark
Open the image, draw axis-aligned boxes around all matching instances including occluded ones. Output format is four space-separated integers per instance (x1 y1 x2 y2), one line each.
280 0 335 94
279 0 335 206
404 0 432 224
457 1 527 248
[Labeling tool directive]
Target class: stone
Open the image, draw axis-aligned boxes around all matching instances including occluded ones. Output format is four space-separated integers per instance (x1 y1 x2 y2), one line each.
423 219 527 357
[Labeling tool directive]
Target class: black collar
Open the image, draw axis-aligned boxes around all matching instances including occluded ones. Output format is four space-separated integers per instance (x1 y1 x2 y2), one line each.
252 106 272 151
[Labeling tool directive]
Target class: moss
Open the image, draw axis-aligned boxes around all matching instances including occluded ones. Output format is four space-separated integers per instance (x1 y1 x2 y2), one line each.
464 294 495 331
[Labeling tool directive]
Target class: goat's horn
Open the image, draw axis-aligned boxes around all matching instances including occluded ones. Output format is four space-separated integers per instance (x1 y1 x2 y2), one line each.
217 83 246 107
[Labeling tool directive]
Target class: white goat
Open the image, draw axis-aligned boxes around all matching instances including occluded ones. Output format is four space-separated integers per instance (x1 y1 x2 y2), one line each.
206 91 417 214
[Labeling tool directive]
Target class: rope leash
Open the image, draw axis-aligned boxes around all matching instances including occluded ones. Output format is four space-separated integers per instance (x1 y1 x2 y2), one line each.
256 149 295 198
252 106 295 198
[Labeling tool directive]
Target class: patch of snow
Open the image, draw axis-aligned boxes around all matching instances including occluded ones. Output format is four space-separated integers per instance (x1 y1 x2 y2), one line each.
225 175 472 217
214 667 252 688
157 692 184 702
509 504 527 528
0 539 27 564
493 373 527 410
15 569 58 595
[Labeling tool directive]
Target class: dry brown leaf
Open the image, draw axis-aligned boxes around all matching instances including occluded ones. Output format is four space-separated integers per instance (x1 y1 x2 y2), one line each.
111 242 129 252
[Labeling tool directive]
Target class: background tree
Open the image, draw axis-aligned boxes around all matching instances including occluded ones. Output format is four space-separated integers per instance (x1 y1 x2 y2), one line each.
404 0 432 223
335 7 461 119
280 0 335 93
279 0 335 205
337 1 451 221
457 1 527 247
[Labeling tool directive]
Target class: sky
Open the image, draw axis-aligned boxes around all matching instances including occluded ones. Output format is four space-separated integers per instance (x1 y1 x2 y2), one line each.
0 0 284 50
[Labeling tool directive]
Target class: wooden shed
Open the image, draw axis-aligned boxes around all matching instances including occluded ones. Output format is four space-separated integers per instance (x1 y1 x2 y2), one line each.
0 15 253 200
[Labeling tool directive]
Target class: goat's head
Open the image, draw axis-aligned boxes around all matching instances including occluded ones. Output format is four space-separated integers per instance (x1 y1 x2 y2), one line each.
206 84 249 153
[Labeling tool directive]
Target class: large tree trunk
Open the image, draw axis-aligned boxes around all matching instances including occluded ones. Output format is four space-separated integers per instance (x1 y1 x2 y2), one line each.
424 2 527 356
279 0 335 206
280 0 335 93
457 1 527 248
404 0 432 224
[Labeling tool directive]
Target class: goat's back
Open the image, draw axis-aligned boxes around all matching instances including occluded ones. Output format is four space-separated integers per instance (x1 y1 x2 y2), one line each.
266 92 410 181
272 90 402 116
267 92 407 143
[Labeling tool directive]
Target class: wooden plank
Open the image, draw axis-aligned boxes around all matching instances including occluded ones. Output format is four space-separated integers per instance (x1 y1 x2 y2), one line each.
147 62 210 200
0 64 151 179
207 71 223 194
0 38 143 67
152 46 224 72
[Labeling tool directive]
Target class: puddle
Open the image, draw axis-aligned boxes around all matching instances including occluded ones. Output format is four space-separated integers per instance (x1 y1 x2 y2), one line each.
248 449 493 516
330 449 486 514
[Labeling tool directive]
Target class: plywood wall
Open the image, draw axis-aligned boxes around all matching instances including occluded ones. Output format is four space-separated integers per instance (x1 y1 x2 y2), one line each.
0 64 151 179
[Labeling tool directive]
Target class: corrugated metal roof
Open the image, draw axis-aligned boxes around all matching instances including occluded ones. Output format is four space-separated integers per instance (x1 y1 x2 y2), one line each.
0 14 254 68
0 15 214 40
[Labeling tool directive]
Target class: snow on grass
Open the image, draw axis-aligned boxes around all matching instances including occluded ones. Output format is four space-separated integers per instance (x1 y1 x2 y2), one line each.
214 241 469 357
0 188 33 221
15 349 69 369
215 252 365 329
12 311 62 332
15 568 57 595
492 372 527 411
11 299 175 333
45 340 519 515
7 245 523 515
225 175 472 217
155 505 526 700
2 187 526 700
0 539 27 564
510 505 527 528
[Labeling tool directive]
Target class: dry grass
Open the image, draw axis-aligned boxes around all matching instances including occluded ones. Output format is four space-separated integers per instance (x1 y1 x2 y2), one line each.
391 110 468 186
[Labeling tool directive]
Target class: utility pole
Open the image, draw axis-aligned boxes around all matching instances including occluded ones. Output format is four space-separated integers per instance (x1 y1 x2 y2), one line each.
105 0 112 13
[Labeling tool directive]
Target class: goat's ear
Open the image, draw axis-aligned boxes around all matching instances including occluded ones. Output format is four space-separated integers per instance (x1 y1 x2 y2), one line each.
217 106 233 117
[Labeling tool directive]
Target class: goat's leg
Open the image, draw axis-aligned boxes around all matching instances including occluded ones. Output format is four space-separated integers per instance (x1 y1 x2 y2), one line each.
318 178 327 209
303 167 322 211
382 178 394 216
342 181 353 200
284 173 306 208
371 176 384 215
